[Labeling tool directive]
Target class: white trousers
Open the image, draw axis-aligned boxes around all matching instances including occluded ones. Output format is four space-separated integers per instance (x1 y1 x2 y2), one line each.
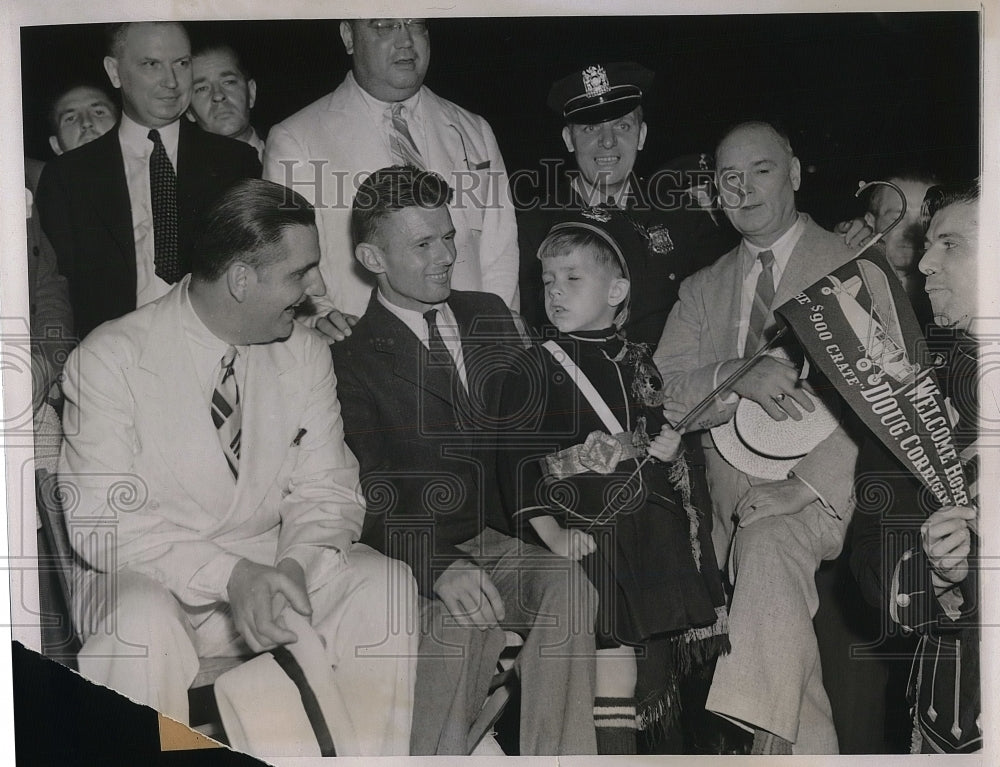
75 544 418 755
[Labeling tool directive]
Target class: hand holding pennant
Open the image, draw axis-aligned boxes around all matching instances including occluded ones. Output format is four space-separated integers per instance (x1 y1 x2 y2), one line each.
773 182 970 510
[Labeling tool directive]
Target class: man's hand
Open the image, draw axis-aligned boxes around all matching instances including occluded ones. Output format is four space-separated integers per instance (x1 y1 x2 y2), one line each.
433 560 506 630
834 217 875 249
648 424 682 462
922 506 976 594
723 356 815 422
316 310 359 343
227 558 313 653
735 476 818 528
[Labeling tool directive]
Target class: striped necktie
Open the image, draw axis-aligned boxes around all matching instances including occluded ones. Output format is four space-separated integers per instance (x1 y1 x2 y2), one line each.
212 346 242 480
389 103 425 169
148 128 181 283
744 249 775 356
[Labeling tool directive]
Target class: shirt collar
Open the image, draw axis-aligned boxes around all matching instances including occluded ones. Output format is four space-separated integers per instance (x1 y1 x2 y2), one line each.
571 174 632 209
377 289 451 343
119 113 181 159
180 279 230 357
349 70 422 125
741 213 805 278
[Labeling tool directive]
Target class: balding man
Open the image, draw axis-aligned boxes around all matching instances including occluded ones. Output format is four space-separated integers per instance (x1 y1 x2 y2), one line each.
653 121 859 754
36 22 261 339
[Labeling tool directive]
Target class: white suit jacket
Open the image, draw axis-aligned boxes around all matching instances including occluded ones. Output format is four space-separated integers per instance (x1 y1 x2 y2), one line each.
264 73 519 318
653 214 859 517
59 279 365 610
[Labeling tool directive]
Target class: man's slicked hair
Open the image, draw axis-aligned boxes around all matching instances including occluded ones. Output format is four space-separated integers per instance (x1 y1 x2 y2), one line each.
921 178 980 229
191 41 251 79
192 179 316 281
351 164 453 247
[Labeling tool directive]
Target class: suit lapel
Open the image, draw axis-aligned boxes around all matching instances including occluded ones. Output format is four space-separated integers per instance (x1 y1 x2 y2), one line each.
133 284 237 516
232 341 302 511
92 130 136 268
706 245 745 360
364 293 457 409
774 216 829 308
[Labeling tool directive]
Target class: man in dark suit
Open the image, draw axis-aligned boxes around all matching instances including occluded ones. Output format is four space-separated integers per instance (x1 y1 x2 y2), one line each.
332 165 598 755
36 22 261 339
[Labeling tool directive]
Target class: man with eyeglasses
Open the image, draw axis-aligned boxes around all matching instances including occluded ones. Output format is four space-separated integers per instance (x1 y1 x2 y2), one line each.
264 19 519 338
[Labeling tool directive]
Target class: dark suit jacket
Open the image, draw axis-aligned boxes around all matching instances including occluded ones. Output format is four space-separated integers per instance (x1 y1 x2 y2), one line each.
35 119 261 339
332 289 527 595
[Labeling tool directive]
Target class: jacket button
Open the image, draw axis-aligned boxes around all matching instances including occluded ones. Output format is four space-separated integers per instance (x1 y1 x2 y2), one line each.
895 593 910 607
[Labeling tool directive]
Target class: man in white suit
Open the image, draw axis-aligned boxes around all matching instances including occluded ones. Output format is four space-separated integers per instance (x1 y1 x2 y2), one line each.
263 18 518 334
60 179 417 754
653 122 858 754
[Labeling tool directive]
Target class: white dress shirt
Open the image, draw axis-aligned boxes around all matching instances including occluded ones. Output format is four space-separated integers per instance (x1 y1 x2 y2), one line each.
118 114 180 308
736 214 806 356
352 73 426 163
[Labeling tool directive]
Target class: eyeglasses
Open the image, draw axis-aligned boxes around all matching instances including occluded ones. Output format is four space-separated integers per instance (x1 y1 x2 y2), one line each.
368 19 428 37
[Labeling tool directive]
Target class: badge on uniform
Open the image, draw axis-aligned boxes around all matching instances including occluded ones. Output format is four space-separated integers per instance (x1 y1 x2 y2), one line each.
581 204 612 223
646 224 675 255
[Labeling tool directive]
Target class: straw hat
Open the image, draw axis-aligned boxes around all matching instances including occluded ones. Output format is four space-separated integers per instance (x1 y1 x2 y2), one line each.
214 609 361 757
710 385 841 481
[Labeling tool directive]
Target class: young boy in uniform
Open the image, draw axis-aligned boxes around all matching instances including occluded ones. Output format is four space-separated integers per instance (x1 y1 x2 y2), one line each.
499 222 729 753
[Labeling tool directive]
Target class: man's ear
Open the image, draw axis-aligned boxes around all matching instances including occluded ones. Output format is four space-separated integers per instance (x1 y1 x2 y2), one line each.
103 56 122 89
227 261 253 302
247 78 257 110
608 277 630 308
637 122 648 152
863 211 877 230
48 136 64 156
339 21 355 55
790 156 802 192
561 126 576 154
355 242 386 275
184 109 197 123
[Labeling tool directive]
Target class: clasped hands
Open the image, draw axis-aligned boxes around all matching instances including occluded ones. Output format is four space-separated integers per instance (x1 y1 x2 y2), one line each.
227 557 312 653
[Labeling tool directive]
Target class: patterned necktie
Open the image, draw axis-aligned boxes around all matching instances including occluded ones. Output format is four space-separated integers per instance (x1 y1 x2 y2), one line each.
744 249 775 356
389 103 425 169
212 346 242 480
148 129 181 283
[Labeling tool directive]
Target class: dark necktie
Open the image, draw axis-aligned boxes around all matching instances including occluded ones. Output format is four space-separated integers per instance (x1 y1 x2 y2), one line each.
212 346 242 480
148 128 180 283
389 103 425 169
744 249 775 356
423 308 454 369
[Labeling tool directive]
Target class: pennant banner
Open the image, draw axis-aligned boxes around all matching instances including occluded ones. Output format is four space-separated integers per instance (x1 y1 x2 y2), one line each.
774 252 969 508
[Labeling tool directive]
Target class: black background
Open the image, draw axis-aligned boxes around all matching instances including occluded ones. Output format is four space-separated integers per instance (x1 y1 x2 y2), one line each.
21 13 979 234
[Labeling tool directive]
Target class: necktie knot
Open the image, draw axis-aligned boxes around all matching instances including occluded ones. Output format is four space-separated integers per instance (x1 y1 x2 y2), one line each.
758 249 775 269
221 345 238 379
148 128 163 147
423 308 438 327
